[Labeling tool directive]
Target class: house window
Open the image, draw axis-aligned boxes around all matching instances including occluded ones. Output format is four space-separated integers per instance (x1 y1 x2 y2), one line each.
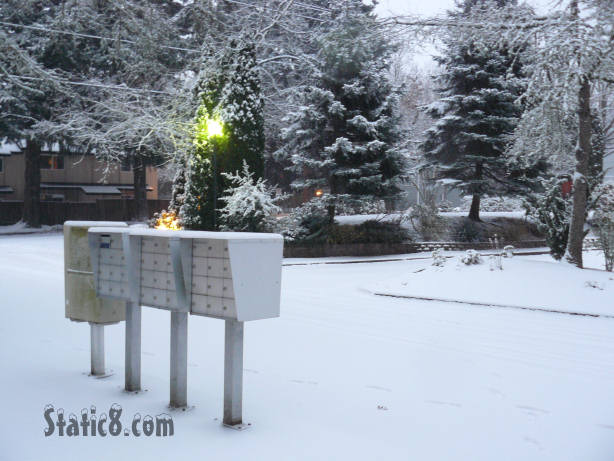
0 158 3 173
120 158 131 171
41 154 64 170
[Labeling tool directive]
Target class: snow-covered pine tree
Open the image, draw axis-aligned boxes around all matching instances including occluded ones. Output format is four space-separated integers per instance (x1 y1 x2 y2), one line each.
0 0 66 227
180 41 265 230
276 2 405 223
420 0 526 222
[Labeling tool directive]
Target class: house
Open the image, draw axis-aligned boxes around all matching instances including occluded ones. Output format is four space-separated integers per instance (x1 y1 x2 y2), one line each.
0 140 158 202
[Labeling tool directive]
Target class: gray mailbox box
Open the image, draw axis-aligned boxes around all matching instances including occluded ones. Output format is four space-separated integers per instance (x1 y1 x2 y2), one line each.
88 227 283 428
64 221 128 377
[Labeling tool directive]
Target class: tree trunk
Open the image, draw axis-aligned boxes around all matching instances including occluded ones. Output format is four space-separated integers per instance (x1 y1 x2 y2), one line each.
327 204 335 226
565 76 591 268
468 194 481 221
468 162 482 221
133 156 149 222
22 139 41 228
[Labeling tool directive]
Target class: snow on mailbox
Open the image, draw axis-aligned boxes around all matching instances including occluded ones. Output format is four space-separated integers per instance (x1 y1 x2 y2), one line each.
87 227 283 428
64 220 128 377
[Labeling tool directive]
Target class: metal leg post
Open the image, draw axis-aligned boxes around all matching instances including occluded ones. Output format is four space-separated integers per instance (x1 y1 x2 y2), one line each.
223 319 244 427
170 311 188 408
125 301 141 391
90 323 105 376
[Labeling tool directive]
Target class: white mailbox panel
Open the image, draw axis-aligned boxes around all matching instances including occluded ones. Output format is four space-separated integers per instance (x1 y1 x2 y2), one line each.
139 236 175 309
130 229 283 322
88 228 283 322
64 221 128 324
89 228 132 302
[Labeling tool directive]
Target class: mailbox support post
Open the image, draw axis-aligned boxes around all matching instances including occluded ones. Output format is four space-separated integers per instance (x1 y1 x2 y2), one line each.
90 323 105 376
125 301 141 392
223 319 244 427
170 311 188 408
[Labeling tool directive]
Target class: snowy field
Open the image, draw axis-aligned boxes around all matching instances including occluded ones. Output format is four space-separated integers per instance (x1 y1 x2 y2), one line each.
1 233 614 460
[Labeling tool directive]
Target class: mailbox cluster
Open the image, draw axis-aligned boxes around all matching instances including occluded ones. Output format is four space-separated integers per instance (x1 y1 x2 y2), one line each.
64 221 283 429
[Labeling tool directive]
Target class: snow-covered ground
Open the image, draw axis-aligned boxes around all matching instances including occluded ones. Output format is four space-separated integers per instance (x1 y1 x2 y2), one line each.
368 252 614 317
1 234 614 460
0 222 62 235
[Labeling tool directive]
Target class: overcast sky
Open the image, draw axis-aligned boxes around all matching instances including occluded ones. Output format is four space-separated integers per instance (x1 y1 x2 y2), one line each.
373 0 557 67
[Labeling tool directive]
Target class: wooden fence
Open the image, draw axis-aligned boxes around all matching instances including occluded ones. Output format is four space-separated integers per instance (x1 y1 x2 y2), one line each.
0 199 170 225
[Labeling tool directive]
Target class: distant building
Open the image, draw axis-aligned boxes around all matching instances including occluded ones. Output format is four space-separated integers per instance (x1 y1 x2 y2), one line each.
0 140 158 202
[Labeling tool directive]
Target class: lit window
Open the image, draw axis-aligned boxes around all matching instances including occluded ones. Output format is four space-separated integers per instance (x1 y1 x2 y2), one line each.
41 155 64 170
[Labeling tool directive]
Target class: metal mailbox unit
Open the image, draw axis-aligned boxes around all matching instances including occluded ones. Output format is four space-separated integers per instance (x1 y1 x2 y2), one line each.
88 227 283 428
64 221 128 377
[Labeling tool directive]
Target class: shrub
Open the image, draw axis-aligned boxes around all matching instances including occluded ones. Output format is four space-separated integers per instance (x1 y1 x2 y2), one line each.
218 161 282 232
460 249 481 265
432 248 446 266
409 204 446 241
592 183 614 271
325 219 409 244
460 195 524 212
524 178 571 260
452 218 485 242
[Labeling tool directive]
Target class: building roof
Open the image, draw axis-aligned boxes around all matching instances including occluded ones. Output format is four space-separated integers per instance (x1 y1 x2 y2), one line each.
81 185 122 195
40 183 153 192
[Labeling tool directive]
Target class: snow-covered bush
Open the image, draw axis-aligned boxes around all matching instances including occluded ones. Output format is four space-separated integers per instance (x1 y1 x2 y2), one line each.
279 198 330 242
503 245 515 258
460 249 481 265
432 248 446 266
460 195 524 212
489 254 503 271
218 161 282 233
524 178 571 260
592 183 614 271
410 203 445 241
334 197 387 216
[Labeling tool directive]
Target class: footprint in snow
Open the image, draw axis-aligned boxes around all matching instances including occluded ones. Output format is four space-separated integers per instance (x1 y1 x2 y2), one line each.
290 379 318 385
425 400 462 408
366 385 392 392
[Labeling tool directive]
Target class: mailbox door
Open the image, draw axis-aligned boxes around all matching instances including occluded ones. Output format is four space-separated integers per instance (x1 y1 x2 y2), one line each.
138 236 190 311
65 223 126 323
190 239 237 319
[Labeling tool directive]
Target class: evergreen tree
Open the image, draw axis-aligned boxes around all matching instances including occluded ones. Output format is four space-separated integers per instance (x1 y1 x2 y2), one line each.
180 41 265 230
421 0 525 221
0 0 65 227
276 4 405 222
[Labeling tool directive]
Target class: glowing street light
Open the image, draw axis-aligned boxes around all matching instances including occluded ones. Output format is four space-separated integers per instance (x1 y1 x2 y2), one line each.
207 119 223 138
195 116 224 146
194 116 225 230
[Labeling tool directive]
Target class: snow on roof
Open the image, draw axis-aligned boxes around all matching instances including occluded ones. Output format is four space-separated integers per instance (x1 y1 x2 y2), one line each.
0 139 23 156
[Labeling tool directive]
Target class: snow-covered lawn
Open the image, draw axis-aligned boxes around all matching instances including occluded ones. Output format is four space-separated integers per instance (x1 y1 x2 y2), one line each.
368 253 614 318
1 233 614 460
